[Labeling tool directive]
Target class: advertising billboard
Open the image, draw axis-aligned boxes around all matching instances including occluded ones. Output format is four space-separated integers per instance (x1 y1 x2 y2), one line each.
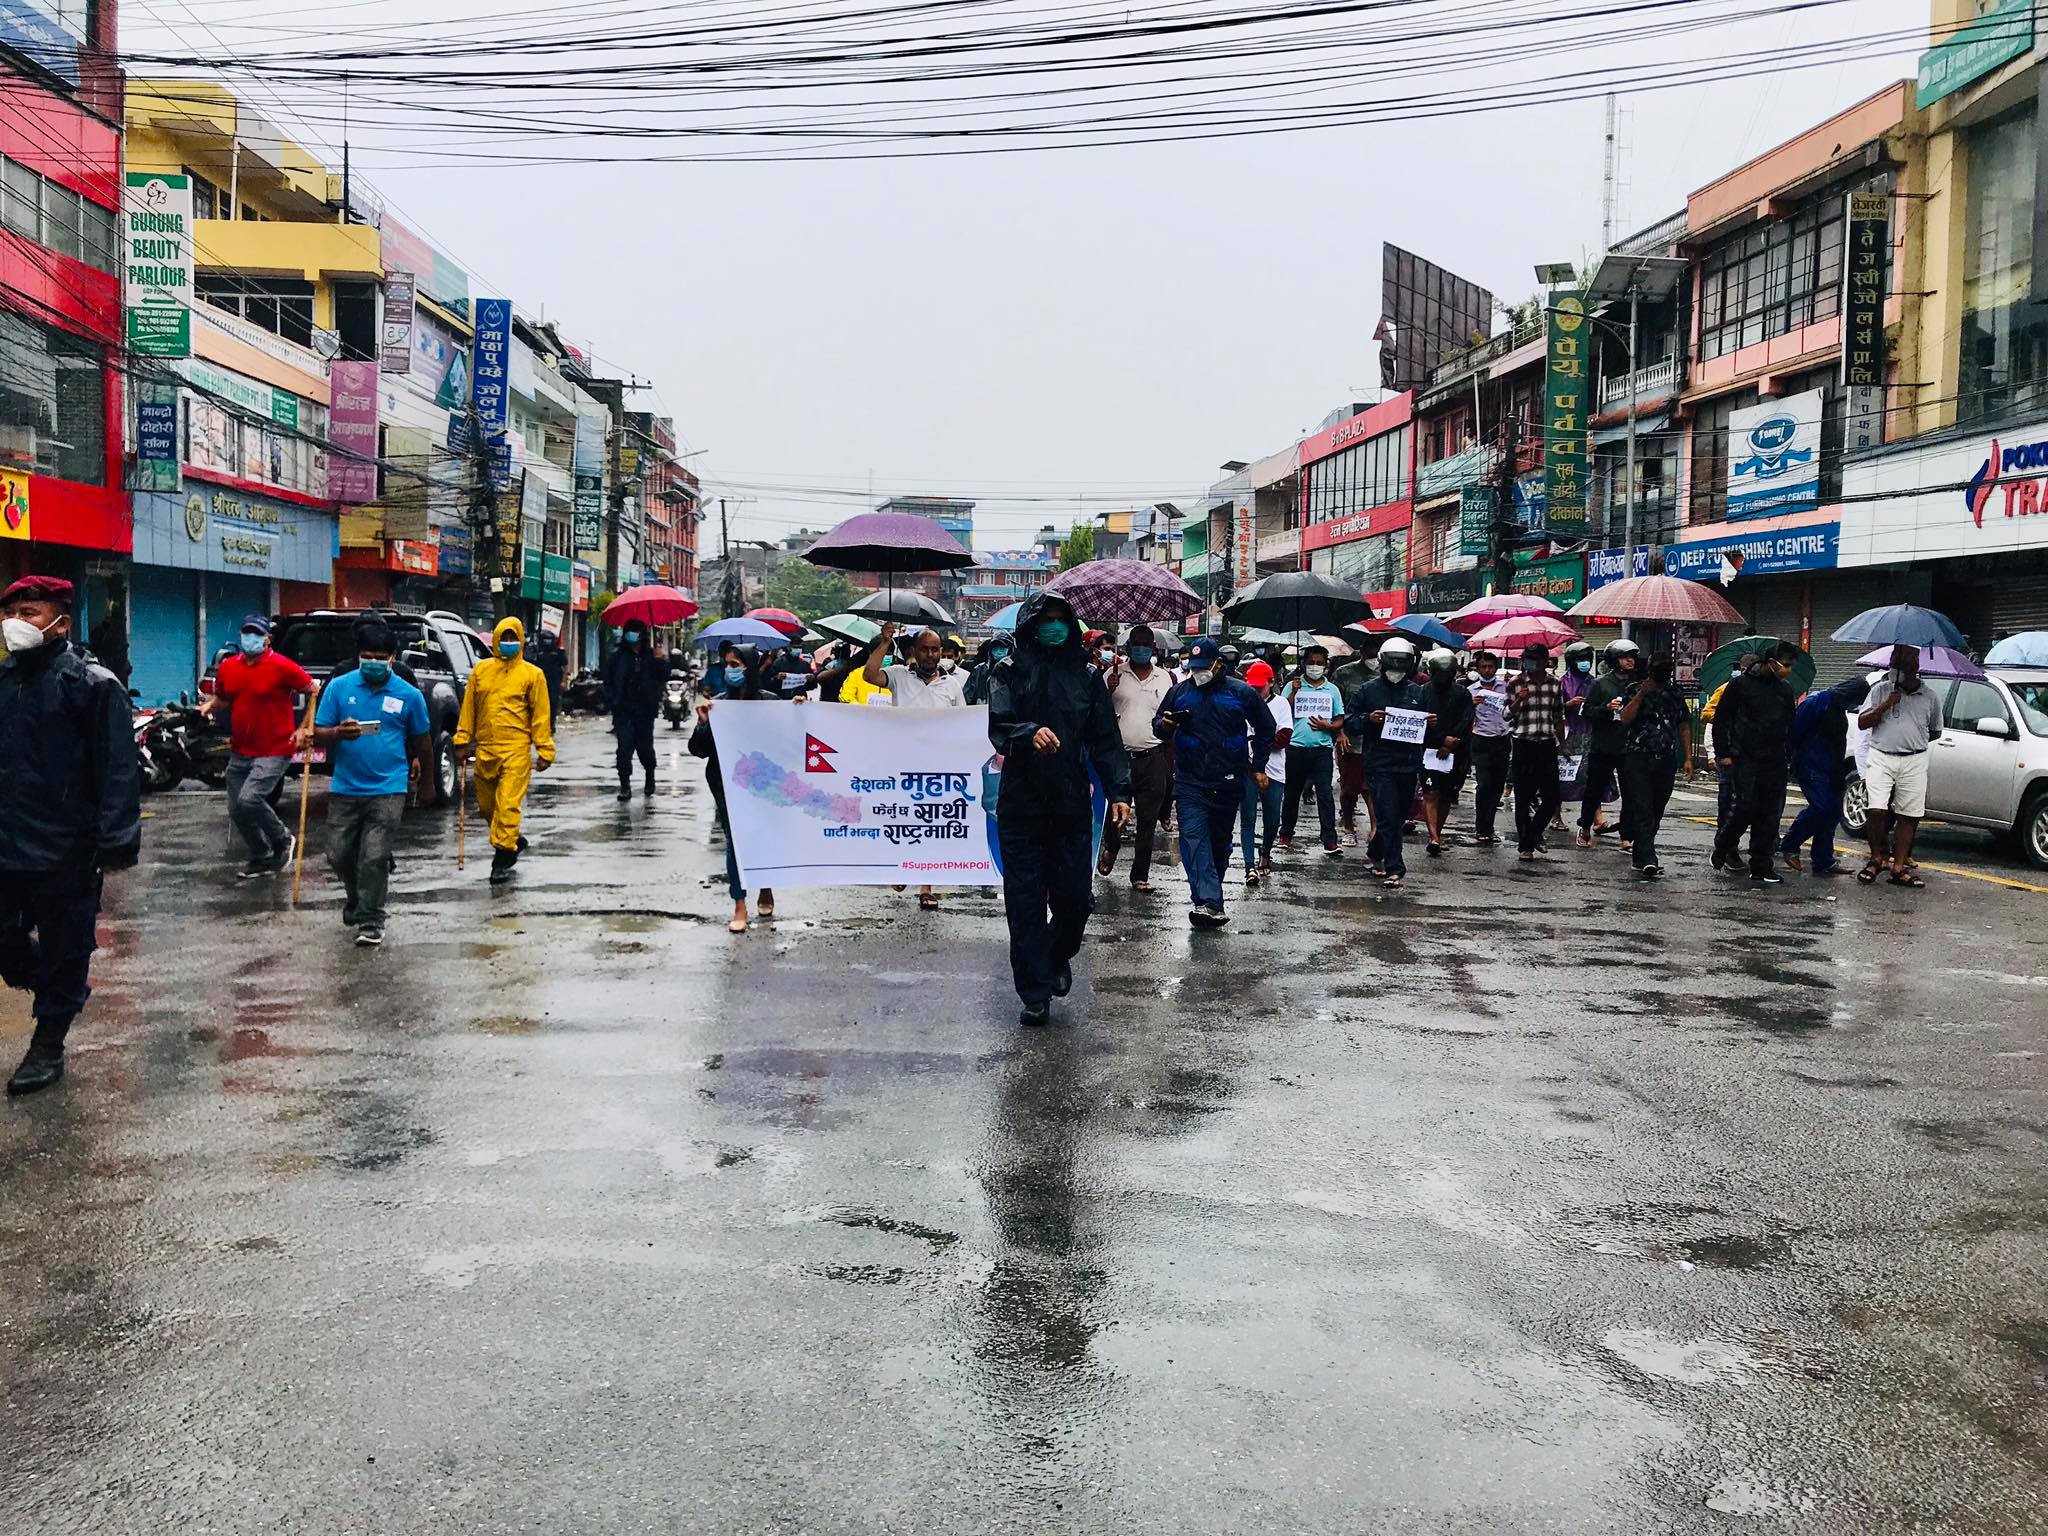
1378 244 1495 392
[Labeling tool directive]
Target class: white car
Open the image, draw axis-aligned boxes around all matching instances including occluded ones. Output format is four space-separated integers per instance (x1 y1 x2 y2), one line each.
1841 665 2048 867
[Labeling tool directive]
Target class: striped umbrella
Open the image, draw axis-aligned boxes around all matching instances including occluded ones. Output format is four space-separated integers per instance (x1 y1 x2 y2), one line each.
1444 592 1562 637
1565 574 1744 625
1043 558 1203 623
1465 615 1580 654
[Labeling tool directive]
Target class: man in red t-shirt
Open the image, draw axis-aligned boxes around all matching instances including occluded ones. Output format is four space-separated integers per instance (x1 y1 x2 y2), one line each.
201 614 316 877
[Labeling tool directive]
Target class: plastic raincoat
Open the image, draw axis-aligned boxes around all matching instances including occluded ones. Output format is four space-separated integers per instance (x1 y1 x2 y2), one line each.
455 616 555 852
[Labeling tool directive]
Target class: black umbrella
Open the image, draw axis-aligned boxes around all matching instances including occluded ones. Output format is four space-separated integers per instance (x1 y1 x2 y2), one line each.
1222 571 1373 635
849 588 955 626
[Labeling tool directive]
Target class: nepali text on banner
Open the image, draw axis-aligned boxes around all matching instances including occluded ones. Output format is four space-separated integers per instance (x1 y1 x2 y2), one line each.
710 701 1000 887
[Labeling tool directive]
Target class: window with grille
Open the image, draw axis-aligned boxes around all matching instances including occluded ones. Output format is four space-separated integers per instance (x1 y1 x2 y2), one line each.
1696 174 1885 361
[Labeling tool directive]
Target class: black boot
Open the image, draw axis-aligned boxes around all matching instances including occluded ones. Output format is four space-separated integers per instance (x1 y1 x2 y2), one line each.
643 770 656 796
616 777 632 802
489 847 516 885
8 1014 73 1096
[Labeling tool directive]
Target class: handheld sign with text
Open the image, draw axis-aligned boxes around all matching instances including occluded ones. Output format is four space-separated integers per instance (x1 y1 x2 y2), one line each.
1381 708 1429 746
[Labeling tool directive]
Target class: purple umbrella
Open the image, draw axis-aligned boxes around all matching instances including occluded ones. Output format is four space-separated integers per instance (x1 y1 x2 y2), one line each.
802 511 974 574
1043 558 1203 623
1855 644 1985 680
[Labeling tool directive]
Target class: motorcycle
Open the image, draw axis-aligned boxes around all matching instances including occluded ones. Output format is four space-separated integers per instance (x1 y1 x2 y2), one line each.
564 668 609 714
137 696 232 792
663 676 690 730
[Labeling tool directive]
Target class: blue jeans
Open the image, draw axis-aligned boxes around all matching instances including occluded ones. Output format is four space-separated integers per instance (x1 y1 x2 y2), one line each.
1368 771 1416 878
1241 775 1283 869
1782 763 1841 871
1176 785 1240 911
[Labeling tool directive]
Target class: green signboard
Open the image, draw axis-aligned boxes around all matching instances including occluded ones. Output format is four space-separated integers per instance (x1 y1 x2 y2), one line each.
1918 0 2033 108
1508 551 1585 608
124 173 193 359
270 391 299 430
1459 484 1493 558
520 543 543 600
542 553 573 604
1542 293 1590 536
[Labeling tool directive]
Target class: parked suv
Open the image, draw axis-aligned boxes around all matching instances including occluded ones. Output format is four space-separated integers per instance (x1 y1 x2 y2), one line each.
208 609 485 808
1841 666 2048 867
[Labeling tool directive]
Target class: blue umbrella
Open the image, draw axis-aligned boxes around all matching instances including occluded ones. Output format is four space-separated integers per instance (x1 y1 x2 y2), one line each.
695 617 789 647
1388 612 1464 650
988 601 1024 631
1831 603 1967 650
1985 630 2048 666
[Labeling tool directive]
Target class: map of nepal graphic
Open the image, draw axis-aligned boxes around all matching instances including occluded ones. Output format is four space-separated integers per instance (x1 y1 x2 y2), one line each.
732 735 862 824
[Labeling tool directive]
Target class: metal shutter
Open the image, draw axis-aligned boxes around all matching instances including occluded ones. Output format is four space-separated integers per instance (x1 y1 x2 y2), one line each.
204 572 270 670
1991 573 2048 637
128 565 197 708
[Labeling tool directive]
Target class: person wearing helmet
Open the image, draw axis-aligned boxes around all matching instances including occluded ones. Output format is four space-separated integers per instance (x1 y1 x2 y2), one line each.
1505 645 1568 860
1616 655 1696 878
1577 638 1640 849
1465 649 1513 846
1419 648 1474 856
1560 639 1597 819
1154 637 1272 926
1341 636 1434 888
1218 644 1241 678
1329 646 1377 846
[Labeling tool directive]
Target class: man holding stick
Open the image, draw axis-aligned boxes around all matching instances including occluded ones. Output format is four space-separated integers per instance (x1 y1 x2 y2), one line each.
201 614 315 879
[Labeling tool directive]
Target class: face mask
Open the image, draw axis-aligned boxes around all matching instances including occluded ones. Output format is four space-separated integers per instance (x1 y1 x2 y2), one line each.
1128 646 1154 666
990 645 1011 664
1383 666 1409 684
1189 667 1216 687
498 639 521 658
1574 660 1592 674
1 616 51 654
1035 619 1071 647
724 666 746 686
239 633 267 656
623 631 642 646
359 659 391 685
939 657 957 673
1305 664 1325 681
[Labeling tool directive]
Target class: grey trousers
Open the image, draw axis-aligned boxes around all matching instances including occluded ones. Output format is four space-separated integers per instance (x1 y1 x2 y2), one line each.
225 752 293 859
327 793 405 926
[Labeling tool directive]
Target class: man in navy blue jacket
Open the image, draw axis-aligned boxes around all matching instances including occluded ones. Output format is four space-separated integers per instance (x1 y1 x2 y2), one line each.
1154 637 1272 928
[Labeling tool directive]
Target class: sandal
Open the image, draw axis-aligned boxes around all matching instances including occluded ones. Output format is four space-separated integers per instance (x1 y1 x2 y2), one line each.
756 896 775 919
1131 879 1153 892
1782 850 1802 873
728 911 749 934
1855 860 1881 884
1382 874 1404 889
918 893 941 910
1887 869 1926 888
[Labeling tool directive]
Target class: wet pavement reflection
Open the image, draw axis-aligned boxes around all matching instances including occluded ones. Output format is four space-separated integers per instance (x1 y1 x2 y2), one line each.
0 720 2043 1533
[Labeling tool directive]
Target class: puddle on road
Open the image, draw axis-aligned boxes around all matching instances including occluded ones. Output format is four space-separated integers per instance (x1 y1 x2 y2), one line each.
1704 1475 1795 1517
471 1014 543 1036
1602 1329 1767 1385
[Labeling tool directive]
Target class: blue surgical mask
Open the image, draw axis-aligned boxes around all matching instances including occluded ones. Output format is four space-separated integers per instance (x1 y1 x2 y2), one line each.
238 633 266 656
1128 646 1154 666
724 666 746 686
498 639 521 658
623 631 641 645
1575 659 1592 674
359 659 391 686
990 644 1011 663
1034 619 1071 647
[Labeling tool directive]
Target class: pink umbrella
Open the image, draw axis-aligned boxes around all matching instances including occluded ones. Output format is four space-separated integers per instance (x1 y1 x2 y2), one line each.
1855 644 1985 680
1465 615 1580 654
1445 592 1563 636
1566 574 1743 625
602 583 699 627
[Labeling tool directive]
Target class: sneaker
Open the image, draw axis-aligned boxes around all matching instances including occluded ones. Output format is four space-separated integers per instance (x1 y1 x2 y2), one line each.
1642 862 1663 879
1710 851 1728 871
271 832 297 872
1323 843 1343 857
1341 830 1359 848
1053 963 1073 998
1019 1001 1051 1027
354 925 384 947
1188 906 1229 928
1472 835 1499 847
1751 871 1784 885
1425 842 1442 858
1275 837 1295 852
237 858 272 880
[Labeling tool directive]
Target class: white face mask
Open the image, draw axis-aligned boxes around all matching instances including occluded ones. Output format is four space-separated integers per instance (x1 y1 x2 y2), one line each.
939 657 957 673
1191 668 1217 687
2 616 53 654
1305 665 1326 681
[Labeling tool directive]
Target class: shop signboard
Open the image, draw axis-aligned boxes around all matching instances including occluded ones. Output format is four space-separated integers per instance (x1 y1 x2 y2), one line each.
543 553 573 604
1542 292 1590 535
470 298 514 489
1727 389 1822 519
1662 521 1839 582
123 172 193 359
571 560 592 611
1839 418 2048 565
1916 0 2033 108
1514 471 1546 535
381 273 416 375
327 360 381 503
1231 499 1256 590
1508 552 1585 607
437 524 474 575
1406 566 1485 614
573 409 605 551
1585 544 1654 590
0 1 84 84
1842 191 1890 455
0 467 28 541
1459 484 1492 557
132 384 180 493
131 483 334 582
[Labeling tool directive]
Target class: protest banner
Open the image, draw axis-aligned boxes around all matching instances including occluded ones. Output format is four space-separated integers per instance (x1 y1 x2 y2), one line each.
709 701 999 886
1381 707 1429 746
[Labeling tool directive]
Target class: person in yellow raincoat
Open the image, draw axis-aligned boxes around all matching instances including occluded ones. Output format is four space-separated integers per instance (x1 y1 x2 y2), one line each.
454 616 555 884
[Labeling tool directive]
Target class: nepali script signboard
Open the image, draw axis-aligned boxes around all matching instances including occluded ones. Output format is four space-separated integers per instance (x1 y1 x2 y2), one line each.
710 702 999 887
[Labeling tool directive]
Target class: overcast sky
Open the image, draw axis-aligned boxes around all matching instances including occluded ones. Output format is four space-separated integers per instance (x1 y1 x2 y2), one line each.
129 0 1931 551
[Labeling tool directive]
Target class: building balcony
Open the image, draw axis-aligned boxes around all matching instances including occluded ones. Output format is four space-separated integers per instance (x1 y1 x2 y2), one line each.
1598 356 1680 409
195 217 382 282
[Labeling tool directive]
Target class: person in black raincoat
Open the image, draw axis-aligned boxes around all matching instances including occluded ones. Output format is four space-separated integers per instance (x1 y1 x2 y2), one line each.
0 575 141 1095
988 591 1132 1025
604 617 667 799
530 629 568 728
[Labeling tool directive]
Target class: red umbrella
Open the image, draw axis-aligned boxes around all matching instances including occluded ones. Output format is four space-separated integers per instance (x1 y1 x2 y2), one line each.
1566 574 1743 625
746 607 804 638
1465 615 1579 653
602 584 699 627
1445 593 1562 637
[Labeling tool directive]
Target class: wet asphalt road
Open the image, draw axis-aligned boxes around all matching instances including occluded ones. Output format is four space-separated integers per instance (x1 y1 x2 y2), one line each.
1 719 2044 1534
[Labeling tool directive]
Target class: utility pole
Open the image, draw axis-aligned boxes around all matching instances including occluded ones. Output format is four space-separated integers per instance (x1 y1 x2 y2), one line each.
466 403 510 623
719 498 738 617
1491 409 1522 604
1601 94 1618 251
1620 282 1641 642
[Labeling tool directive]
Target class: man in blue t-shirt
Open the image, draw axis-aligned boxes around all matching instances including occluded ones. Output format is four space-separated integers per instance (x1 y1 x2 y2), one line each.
1278 643 1346 855
313 618 432 947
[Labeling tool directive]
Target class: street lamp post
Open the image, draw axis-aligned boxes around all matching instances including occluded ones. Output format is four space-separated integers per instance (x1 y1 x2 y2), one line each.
1621 285 1639 641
